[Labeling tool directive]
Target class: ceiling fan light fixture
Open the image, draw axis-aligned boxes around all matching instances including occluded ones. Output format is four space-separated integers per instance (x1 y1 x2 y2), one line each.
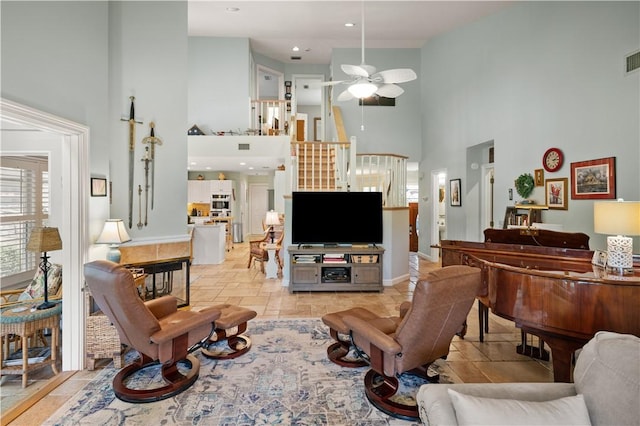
348 82 377 98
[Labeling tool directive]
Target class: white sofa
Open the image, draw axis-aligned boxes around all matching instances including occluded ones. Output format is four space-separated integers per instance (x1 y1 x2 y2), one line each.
417 331 640 425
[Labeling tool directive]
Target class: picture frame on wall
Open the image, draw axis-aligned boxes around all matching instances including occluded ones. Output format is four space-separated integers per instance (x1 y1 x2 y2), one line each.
91 177 107 197
570 157 616 199
534 169 544 186
450 179 461 207
545 177 568 210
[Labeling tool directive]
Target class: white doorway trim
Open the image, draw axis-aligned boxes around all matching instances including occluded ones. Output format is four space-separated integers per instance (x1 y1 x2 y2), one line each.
480 164 495 236
1 98 89 371
429 169 446 261
291 74 325 141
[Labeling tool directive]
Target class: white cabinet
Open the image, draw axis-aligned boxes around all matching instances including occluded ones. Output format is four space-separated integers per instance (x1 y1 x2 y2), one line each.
211 180 233 194
187 181 211 203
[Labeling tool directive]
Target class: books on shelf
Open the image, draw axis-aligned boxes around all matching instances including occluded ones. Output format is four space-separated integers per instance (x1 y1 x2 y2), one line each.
323 253 347 263
293 255 320 263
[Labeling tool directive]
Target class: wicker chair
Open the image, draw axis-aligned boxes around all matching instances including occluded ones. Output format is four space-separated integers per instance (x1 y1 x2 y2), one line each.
247 216 284 273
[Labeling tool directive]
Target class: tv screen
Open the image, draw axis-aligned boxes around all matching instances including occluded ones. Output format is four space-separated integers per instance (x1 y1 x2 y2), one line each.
291 191 383 245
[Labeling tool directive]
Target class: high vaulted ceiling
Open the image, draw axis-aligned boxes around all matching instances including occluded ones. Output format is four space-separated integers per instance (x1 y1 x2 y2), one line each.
189 1 512 64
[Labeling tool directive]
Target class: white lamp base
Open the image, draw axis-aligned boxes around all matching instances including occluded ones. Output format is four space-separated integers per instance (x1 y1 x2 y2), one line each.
606 235 633 274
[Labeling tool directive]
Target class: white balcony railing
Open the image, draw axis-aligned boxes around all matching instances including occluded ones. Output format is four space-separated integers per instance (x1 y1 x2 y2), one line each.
354 154 407 207
250 100 291 136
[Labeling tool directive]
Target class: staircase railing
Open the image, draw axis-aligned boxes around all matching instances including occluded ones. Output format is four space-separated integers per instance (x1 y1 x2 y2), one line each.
290 141 353 191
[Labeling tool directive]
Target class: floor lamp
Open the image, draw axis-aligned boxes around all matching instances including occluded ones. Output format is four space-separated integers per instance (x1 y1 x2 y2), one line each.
27 226 62 310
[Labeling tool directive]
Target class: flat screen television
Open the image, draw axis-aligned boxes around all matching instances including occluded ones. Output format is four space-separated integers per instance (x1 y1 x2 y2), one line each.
291 191 383 246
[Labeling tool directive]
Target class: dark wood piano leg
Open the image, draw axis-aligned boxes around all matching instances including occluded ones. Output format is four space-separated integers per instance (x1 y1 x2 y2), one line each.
516 331 550 361
521 328 587 383
478 300 488 342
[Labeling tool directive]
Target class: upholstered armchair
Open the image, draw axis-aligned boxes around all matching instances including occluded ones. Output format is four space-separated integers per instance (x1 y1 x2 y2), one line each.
83 260 222 403
338 265 482 420
247 215 284 273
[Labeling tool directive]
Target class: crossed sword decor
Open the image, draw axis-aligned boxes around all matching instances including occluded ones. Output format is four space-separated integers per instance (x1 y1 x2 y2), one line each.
121 96 162 229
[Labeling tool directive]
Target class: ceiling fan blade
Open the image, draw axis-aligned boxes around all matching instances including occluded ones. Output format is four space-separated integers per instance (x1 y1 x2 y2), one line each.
341 64 371 78
371 68 417 84
336 89 355 102
375 84 404 98
316 80 346 87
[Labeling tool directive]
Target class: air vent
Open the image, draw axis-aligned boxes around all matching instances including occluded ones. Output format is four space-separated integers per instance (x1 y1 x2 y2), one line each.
291 56 302 61
626 50 640 73
238 143 250 150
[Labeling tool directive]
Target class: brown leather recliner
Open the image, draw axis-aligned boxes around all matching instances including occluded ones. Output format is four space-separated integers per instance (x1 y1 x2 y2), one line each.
339 265 482 420
83 260 221 403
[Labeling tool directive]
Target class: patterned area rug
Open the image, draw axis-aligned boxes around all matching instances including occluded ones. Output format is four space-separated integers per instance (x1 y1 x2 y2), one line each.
44 318 453 425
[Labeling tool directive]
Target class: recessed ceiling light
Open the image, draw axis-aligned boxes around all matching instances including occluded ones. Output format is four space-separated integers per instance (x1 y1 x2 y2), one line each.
240 162 246 166
292 46 300 52
248 166 254 170
345 22 355 27
205 167 211 170
190 162 197 165
226 7 239 12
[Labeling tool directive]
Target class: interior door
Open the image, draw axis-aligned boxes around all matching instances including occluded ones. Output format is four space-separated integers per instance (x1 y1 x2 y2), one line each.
249 183 269 234
409 202 419 252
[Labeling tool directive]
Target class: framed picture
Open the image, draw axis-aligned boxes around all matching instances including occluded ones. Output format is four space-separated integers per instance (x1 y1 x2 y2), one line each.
591 250 608 268
91 177 107 197
570 157 616 199
545 178 568 210
449 179 461 207
534 169 544 186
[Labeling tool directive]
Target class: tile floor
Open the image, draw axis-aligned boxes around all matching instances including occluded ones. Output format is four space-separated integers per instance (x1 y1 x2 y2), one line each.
3 239 553 425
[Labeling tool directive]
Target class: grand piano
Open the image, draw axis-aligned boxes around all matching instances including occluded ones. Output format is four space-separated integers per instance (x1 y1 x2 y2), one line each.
439 229 640 383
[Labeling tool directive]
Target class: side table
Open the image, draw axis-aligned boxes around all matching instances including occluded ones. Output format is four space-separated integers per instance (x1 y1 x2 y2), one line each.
264 243 281 279
0 301 61 387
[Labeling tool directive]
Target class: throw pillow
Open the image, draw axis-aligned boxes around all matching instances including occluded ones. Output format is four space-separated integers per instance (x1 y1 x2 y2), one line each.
18 263 63 301
448 389 591 426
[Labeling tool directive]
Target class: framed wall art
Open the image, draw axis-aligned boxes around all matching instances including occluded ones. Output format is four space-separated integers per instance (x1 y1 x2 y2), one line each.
534 169 544 186
91 177 107 197
545 177 568 210
570 157 616 199
450 179 461 207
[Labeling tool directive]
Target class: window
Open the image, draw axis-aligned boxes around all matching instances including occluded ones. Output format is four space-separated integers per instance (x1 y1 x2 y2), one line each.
0 156 49 282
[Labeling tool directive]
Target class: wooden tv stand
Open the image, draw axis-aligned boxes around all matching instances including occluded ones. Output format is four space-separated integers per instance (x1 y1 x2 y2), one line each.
288 245 384 293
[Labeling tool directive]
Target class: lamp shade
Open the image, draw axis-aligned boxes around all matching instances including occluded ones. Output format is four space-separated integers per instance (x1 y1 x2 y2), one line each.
594 200 640 236
96 219 131 244
348 81 378 99
265 210 280 226
27 227 62 253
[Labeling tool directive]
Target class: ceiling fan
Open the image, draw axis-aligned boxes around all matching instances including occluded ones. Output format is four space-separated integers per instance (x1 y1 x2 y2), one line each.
321 1 417 101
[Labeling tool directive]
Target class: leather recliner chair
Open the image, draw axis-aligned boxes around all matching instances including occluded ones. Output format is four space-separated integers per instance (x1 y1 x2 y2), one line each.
337 265 482 420
84 260 221 403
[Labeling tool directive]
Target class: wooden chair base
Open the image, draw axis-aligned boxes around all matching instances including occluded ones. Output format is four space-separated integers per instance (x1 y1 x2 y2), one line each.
202 334 252 360
327 341 368 368
363 366 439 421
112 353 200 403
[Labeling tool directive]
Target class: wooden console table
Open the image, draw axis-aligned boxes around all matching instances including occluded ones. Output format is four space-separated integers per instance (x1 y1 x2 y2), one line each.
0 301 61 387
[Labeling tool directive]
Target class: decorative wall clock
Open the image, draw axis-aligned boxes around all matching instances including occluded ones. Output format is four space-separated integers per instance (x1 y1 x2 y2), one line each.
543 147 563 172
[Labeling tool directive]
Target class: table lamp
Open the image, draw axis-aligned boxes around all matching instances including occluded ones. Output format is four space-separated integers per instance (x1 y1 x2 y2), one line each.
96 219 131 263
594 199 640 274
27 226 62 310
265 210 280 244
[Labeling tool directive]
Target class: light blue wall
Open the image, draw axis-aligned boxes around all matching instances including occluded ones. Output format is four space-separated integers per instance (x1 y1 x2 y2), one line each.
419 1 640 254
1 0 110 240
189 37 251 134
108 1 188 239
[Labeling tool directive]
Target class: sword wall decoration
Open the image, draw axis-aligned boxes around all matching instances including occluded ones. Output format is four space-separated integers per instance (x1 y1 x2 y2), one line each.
137 184 144 230
141 147 151 227
121 96 143 229
141 122 162 210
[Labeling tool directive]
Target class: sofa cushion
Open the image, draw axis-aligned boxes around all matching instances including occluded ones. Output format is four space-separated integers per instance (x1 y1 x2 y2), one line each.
447 389 591 426
18 263 62 301
573 331 640 425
